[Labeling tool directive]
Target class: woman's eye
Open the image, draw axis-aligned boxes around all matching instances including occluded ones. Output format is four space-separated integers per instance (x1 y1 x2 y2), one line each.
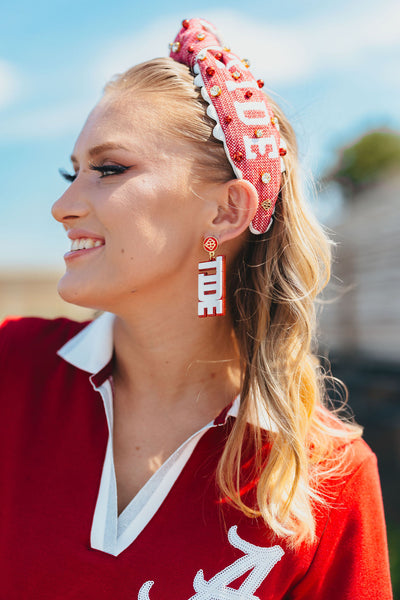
59 168 76 182
90 164 130 178
58 164 131 183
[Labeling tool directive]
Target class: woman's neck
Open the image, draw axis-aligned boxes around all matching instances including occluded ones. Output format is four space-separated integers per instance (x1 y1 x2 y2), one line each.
111 307 241 421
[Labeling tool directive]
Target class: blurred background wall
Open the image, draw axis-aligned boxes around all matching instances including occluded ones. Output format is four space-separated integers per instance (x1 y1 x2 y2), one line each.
0 270 92 321
318 133 400 594
1 0 399 594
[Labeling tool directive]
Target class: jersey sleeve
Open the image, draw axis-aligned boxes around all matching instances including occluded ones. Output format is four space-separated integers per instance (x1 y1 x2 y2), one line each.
289 450 393 599
0 317 20 357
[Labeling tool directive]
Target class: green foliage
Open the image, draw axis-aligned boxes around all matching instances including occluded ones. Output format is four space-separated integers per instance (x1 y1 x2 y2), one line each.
387 520 400 599
328 129 400 195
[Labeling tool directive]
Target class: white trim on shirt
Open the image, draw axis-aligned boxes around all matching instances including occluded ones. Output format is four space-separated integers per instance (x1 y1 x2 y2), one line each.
57 313 272 556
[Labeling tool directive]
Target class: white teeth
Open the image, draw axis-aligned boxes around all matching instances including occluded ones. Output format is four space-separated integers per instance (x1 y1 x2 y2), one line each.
70 238 104 251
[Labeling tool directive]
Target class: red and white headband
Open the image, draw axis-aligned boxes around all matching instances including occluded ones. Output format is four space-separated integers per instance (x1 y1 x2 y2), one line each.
169 18 286 235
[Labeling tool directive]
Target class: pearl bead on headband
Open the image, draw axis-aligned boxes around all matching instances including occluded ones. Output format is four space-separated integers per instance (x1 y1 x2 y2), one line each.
169 18 287 235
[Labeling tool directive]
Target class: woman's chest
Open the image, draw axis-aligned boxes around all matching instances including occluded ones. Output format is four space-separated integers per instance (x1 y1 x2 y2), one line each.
0 408 306 600
0 466 296 600
112 402 216 514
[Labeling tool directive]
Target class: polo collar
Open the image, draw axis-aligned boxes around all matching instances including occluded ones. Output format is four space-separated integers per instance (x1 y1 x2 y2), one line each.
57 312 241 422
57 311 115 375
56 313 277 430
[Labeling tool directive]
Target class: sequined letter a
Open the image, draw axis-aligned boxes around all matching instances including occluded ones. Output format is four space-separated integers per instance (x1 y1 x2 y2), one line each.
138 525 284 600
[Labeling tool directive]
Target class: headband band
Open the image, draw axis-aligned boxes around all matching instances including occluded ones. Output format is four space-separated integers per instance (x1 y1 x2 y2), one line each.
169 18 286 234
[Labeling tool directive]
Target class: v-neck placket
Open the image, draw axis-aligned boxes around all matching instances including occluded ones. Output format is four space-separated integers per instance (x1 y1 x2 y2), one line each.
56 312 249 558
89 374 239 556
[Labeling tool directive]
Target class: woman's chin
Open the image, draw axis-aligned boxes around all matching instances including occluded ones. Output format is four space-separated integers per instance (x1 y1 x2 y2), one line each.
56 273 103 310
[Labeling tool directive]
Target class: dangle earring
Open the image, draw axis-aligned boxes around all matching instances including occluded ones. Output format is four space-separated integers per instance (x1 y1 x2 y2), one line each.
198 236 226 317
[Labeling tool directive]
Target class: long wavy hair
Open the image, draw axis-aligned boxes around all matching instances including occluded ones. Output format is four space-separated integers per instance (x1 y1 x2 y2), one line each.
104 57 362 547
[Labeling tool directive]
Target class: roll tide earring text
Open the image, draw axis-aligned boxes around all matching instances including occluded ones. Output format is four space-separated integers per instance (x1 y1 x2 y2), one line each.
198 237 226 317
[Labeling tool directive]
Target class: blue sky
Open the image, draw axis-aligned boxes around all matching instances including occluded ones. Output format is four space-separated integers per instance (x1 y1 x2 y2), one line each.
0 0 399 269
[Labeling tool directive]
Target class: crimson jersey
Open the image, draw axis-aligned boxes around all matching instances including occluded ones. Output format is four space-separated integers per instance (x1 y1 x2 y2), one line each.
0 316 393 599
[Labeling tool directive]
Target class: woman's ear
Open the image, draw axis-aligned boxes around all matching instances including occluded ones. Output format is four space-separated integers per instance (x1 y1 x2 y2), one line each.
211 179 259 244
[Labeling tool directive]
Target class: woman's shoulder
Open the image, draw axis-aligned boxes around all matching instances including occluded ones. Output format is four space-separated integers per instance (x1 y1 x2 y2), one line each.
0 315 91 358
311 432 379 506
309 405 374 484
309 435 383 545
337 435 377 473
336 436 382 506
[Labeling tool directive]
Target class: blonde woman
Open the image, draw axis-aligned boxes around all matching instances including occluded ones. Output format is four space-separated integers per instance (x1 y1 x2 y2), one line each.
0 18 392 599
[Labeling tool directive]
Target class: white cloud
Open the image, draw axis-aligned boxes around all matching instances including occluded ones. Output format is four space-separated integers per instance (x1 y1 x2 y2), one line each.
91 16 183 88
0 59 21 109
1 0 398 143
295 0 400 69
88 13 306 89
93 1 400 87
0 100 94 141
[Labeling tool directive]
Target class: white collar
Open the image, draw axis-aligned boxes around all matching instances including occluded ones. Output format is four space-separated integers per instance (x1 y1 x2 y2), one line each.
56 313 275 557
57 312 241 420
57 312 277 430
57 311 115 374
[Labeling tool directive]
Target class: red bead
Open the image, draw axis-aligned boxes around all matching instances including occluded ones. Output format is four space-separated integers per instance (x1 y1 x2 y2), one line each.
257 79 264 88
182 19 190 29
279 148 287 156
203 236 218 253
214 52 223 61
188 45 195 53
206 66 215 76
233 151 243 161
244 90 253 99
224 115 232 124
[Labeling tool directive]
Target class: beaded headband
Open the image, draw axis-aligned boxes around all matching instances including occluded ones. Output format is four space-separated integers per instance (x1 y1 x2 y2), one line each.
169 18 286 234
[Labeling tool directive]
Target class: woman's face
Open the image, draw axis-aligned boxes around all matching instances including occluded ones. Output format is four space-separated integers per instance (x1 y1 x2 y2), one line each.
52 93 217 314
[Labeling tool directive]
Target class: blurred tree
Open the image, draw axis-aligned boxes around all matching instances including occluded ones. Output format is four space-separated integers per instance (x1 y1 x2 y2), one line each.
325 129 400 197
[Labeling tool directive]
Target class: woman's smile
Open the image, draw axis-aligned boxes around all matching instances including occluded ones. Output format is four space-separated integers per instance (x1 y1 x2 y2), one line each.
64 230 106 261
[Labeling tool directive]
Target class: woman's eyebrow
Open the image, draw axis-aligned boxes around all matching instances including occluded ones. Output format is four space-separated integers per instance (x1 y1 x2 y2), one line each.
70 142 132 163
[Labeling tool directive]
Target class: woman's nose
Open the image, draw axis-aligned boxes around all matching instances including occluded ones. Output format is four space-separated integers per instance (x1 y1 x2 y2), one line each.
51 181 90 224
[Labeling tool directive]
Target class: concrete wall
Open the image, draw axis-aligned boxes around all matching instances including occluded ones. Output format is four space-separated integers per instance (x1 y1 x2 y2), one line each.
319 176 400 362
0 270 94 322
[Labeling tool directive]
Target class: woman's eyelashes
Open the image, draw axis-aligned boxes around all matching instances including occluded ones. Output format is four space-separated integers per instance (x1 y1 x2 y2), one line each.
59 168 77 182
59 163 131 183
90 164 131 178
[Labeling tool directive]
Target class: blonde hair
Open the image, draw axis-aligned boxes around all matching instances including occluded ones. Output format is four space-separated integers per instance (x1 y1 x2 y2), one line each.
105 58 362 546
